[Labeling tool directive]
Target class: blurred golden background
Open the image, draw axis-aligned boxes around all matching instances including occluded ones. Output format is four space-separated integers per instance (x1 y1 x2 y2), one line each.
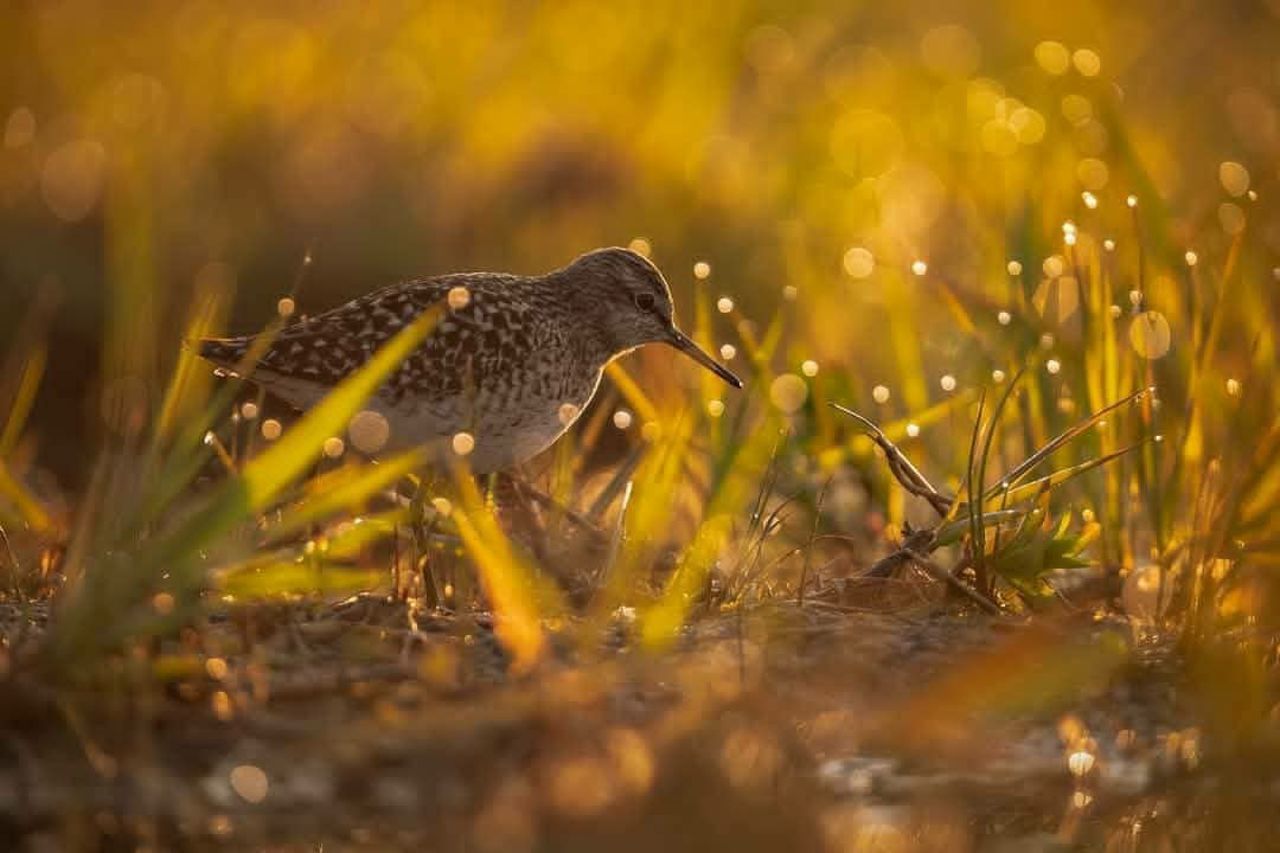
3 0 1277 489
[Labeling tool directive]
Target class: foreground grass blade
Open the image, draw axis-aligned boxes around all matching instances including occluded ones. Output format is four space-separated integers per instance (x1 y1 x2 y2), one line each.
451 468 566 674
154 286 228 447
605 363 660 425
46 305 443 666
264 448 427 544
641 416 780 649
0 458 57 536
158 304 443 562
0 344 46 459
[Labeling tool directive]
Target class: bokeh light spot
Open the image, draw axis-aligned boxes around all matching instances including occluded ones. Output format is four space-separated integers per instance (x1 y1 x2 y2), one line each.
842 247 875 278
1034 41 1071 75
41 139 106 222
769 374 808 414
348 410 391 454
1129 311 1171 359
229 765 269 804
1219 161 1250 197
452 431 475 456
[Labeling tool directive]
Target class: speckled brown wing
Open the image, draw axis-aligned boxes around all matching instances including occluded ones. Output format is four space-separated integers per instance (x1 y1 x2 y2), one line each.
197 272 526 400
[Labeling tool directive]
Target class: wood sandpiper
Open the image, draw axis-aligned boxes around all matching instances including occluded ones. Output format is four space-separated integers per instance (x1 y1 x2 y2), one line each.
199 247 743 472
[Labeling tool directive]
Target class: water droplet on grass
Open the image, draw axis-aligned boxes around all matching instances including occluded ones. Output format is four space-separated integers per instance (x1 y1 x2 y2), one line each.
447 286 470 310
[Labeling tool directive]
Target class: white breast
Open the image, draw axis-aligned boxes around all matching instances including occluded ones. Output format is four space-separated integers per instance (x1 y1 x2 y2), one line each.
370 370 604 473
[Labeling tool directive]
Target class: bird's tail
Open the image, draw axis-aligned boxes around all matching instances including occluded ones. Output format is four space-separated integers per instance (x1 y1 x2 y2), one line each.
195 336 252 369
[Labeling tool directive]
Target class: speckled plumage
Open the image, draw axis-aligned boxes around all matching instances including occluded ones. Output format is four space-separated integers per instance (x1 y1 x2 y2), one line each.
199 247 742 472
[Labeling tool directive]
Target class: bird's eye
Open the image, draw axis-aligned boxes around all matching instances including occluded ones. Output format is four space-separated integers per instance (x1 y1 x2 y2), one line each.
634 292 656 311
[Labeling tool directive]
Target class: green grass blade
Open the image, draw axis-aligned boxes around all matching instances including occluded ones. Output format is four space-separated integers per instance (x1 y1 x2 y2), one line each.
263 448 427 545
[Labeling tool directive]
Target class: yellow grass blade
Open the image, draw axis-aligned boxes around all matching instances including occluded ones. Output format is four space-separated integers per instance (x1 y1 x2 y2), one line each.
606 362 660 425
640 414 780 648
0 458 57 536
49 304 443 663
0 344 46 458
451 469 565 674
155 286 228 446
264 448 426 544
236 305 442 512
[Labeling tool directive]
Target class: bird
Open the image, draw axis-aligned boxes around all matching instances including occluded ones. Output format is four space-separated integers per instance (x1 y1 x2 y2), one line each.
198 247 743 473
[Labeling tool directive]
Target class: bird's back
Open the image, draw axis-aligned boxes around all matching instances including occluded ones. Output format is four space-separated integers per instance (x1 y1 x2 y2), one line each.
199 271 538 400
198 271 607 468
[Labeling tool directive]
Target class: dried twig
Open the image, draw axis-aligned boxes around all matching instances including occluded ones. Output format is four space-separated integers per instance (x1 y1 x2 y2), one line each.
829 403 953 516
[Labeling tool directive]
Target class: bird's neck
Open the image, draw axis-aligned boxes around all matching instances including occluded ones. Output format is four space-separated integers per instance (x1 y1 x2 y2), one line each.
540 270 620 363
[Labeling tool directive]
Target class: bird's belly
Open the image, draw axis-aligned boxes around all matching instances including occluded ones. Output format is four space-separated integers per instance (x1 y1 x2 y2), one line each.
375 374 601 472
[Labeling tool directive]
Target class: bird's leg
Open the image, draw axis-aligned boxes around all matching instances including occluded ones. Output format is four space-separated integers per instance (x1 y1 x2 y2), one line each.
408 476 442 610
506 476 606 543
498 473 551 565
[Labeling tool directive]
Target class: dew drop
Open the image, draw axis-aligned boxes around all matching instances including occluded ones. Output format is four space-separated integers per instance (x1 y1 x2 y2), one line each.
612 409 633 430
872 385 890 404
557 402 580 426
717 297 734 314
447 286 470 310
451 431 475 456
1068 751 1095 777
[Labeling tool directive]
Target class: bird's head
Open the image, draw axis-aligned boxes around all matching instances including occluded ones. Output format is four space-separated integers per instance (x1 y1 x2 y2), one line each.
558 247 743 389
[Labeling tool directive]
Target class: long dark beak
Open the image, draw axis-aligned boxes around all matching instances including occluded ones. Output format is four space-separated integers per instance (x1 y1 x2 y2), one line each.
666 328 744 389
